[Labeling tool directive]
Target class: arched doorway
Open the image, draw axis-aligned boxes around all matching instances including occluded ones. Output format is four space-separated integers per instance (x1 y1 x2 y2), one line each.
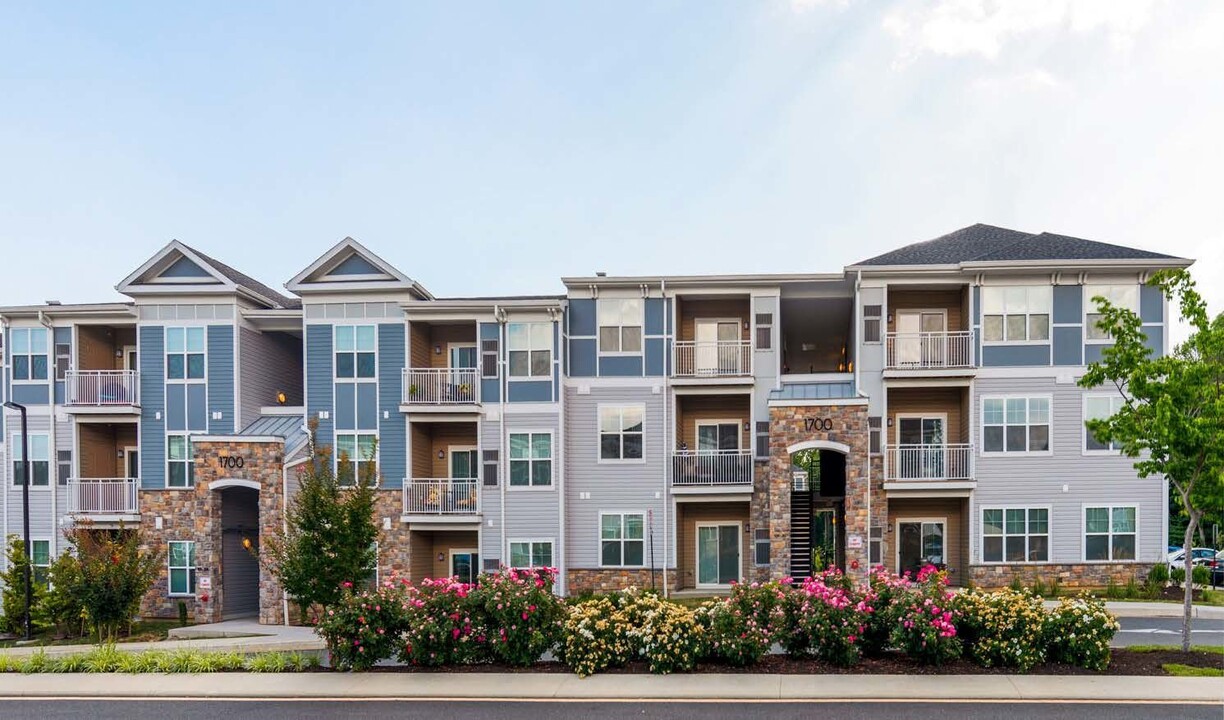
786 441 848 581
215 482 260 619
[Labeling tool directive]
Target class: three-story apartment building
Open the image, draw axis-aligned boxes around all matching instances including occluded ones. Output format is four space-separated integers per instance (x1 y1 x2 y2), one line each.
0 224 1190 623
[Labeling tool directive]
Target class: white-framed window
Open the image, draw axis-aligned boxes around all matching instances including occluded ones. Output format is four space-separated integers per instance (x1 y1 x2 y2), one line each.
10 327 49 381
982 396 1051 454
1084 284 1139 342
165 327 206 380
11 433 50 486
168 540 197 596
508 539 553 569
334 325 377 379
981 507 1049 563
31 539 51 584
57 449 71 487
1084 395 1126 452
597 299 643 354
599 404 644 461
508 322 552 378
862 304 882 344
600 512 645 567
509 432 552 487
755 312 773 350
336 432 377 486
981 286 1051 343
166 433 196 488
54 341 71 381
1084 506 1137 561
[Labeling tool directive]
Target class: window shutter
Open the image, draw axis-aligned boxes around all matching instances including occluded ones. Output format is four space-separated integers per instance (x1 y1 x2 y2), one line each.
754 313 773 350
481 339 499 379
482 450 499 487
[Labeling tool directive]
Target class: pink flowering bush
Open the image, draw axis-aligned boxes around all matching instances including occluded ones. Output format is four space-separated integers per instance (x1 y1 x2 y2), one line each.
698 582 782 667
316 581 407 671
468 567 565 667
775 569 872 667
891 566 962 665
398 577 487 667
859 566 912 656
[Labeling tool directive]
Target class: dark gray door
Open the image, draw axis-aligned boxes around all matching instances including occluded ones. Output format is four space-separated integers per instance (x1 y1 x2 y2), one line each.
221 488 260 618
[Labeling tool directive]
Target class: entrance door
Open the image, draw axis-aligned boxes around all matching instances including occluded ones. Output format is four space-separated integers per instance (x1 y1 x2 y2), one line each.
694 320 741 375
220 487 260 619
124 447 139 480
451 550 480 584
449 448 478 479
895 311 946 366
897 520 945 577
896 416 945 479
697 523 741 587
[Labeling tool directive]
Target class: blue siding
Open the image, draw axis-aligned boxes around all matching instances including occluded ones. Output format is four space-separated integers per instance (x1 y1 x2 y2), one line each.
1140 284 1163 323
599 355 642 376
140 326 165 489
644 337 666 376
569 338 596 377
335 383 355 429
162 256 211 278
1143 325 1163 357
569 299 596 336
206 325 234 433
166 384 185 430
330 253 381 276
377 324 406 490
982 344 1049 366
10 384 49 405
1053 285 1082 324
305 324 334 450
508 380 552 402
1052 326 1083 366
481 378 500 404
645 298 666 336
53 327 71 404
357 384 378 429
188 384 208 430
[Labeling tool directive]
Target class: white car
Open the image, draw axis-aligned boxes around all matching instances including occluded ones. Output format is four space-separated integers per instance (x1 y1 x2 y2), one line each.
1167 547 1218 568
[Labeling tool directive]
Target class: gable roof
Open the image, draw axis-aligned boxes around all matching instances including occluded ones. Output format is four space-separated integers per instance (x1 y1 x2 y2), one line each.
116 240 298 309
852 223 1189 268
285 236 433 298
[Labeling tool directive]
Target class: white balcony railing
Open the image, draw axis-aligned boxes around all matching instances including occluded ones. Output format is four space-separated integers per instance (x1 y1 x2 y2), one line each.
885 331 975 370
671 450 754 487
67 478 140 515
65 370 140 406
402 479 481 515
402 368 480 405
885 444 974 482
672 340 752 378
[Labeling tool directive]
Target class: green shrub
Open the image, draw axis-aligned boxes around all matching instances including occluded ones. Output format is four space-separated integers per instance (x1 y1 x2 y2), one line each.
698 582 781 667
65 526 162 643
1123 577 1141 599
860 567 911 656
891 567 962 666
469 568 565 668
19 650 52 674
82 644 124 672
1192 565 1211 586
1045 595 1119 671
1147 564 1170 585
0 537 47 635
1030 577 1048 597
1171 567 1186 586
779 570 870 667
37 550 87 638
247 652 290 673
559 596 628 677
1008 576 1024 592
955 588 1048 672
318 581 407 671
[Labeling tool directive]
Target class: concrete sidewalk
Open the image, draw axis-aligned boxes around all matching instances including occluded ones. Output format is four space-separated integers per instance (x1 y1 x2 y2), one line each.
1072 601 1224 619
0 672 1219 703
0 621 322 658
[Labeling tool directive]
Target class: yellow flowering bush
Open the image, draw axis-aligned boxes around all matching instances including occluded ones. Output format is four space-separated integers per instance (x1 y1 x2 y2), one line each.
560 596 629 677
1045 594 1119 671
955 588 1048 671
619 588 705 674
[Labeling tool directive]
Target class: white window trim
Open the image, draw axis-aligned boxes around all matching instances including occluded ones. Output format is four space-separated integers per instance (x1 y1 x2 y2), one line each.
29 538 52 577
507 321 553 379
11 432 51 488
447 445 479 483
449 548 480 583
694 418 743 452
597 403 647 465
165 326 208 384
597 299 644 357
1082 394 1126 456
446 342 478 370
598 510 647 569
332 324 379 382
894 517 947 571
1083 284 1139 345
335 431 380 486
893 413 949 447
9 327 50 385
1081 504 1140 564
862 304 883 345
165 431 200 490
507 537 556 570
694 521 742 589
167 540 196 597
979 394 1054 457
507 430 554 491
979 506 1053 565
980 286 1053 345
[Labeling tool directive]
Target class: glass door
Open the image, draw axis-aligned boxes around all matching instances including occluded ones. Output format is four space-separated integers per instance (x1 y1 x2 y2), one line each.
897 520 945 577
124 448 139 480
451 550 479 584
896 416 945 479
696 422 739 452
896 311 946 366
697 524 741 587
449 345 478 402
695 320 740 375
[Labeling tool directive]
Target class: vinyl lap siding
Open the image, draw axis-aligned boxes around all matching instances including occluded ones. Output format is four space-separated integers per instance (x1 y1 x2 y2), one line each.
207 325 235 433
378 324 406 490
238 328 303 427
139 326 165 488
4 413 58 559
305 324 334 450
480 412 563 563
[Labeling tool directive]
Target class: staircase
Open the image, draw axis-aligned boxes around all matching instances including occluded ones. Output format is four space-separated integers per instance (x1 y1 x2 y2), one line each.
789 489 812 581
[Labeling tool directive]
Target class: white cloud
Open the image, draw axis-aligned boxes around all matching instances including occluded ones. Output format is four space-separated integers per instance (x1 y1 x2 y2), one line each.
789 0 851 13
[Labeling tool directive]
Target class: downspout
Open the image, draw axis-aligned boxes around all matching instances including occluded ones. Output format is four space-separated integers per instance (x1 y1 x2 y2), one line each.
660 280 670 598
496 306 508 569
554 307 566 594
1 315 9 565
39 311 57 555
854 273 868 574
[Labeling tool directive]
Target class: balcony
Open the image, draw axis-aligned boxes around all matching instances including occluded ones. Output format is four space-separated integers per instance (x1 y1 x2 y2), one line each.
402 479 481 522
671 450 754 493
672 341 752 380
67 478 140 517
884 331 975 372
884 444 974 483
401 368 480 409
65 370 140 412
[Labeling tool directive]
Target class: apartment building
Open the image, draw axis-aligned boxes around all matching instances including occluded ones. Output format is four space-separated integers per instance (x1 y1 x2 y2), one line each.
0 224 1189 623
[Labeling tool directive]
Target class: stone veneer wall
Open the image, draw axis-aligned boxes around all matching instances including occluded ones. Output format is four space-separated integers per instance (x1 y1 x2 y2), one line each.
374 491 411 582
867 454 887 571
568 568 678 595
969 562 1155 589
749 462 772 584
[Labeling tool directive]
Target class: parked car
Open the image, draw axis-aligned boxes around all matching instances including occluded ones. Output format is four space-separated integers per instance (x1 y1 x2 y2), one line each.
1168 547 1219 569
1168 545 1182 554
1213 551 1224 587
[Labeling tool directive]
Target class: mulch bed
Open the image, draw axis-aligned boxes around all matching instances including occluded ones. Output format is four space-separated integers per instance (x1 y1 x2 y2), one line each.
351 649 1224 676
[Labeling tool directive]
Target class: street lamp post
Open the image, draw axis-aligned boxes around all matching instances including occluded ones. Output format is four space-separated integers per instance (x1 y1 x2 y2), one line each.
3 401 32 641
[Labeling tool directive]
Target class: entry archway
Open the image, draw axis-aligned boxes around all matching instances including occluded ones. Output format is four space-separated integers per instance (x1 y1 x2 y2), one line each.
787 442 848 580
212 484 260 619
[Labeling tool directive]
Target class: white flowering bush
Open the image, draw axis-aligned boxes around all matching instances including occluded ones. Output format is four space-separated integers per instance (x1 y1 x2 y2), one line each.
955 588 1048 671
619 588 705 674
1045 594 1119 671
560 596 629 677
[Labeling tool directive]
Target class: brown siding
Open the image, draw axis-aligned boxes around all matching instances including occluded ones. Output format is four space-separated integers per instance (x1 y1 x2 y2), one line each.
408 531 432 584
888 387 969 445
410 423 432 478
675 395 750 450
76 325 130 371
407 530 479 583
888 497 969 584
886 288 967 332
410 423 478 478
77 423 137 478
409 323 431 369
675 502 750 590
676 297 750 343
428 325 477 369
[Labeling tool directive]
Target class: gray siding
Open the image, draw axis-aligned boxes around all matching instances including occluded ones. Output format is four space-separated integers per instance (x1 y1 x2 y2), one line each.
480 411 563 565
238 328 303 428
972 376 1164 565
207 325 235 433
3 412 59 562
140 326 165 489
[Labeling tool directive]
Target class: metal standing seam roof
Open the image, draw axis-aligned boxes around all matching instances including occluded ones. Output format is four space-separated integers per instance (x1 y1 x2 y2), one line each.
239 414 309 454
768 382 859 402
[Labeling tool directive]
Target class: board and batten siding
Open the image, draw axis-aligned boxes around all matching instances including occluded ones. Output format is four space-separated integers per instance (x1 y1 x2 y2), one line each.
479 411 562 564
237 328 303 428
563 385 671 572
139 325 165 489
972 376 1164 565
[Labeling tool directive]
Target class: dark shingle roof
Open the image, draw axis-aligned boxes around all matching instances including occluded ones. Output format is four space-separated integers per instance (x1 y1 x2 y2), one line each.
854 224 1184 267
181 243 300 308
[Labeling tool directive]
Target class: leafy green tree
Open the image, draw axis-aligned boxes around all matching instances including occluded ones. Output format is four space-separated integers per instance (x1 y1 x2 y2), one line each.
65 525 162 643
36 549 87 638
263 421 379 622
0 537 45 635
1080 269 1224 652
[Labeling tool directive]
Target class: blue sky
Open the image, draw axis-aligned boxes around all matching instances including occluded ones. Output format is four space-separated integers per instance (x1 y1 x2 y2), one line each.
1 1 1220 336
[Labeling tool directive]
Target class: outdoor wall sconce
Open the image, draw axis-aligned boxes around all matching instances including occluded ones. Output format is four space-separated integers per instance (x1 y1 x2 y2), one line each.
437 553 445 562
743 421 750 431
887 418 894 427
435 344 442 354
276 390 287 405
437 450 445 459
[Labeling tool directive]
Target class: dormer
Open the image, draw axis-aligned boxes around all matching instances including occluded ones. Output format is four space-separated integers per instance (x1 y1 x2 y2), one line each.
116 240 296 309
286 236 432 299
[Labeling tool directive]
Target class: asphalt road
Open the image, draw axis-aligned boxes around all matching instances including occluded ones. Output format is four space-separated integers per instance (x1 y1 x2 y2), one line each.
0 701 1219 720
1114 616 1224 646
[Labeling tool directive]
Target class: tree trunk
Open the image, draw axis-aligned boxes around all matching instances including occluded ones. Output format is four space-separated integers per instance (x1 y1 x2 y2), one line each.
1181 513 1199 653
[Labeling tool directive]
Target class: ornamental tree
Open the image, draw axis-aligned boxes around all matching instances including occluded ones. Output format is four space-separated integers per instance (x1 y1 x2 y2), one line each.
1079 268 1224 652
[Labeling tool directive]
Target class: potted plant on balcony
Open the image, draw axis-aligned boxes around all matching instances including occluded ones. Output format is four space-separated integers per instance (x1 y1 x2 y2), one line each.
408 383 420 398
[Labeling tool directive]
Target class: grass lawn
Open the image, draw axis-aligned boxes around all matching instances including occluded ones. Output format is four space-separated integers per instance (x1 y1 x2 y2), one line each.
1126 644 1223 654
0 619 190 649
1162 663 1224 677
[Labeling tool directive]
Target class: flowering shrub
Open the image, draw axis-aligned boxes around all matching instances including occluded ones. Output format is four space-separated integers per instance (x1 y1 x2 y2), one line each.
317 582 407 671
398 577 486 666
620 590 704 674
891 566 961 666
561 597 630 677
859 566 912 656
778 570 872 667
1045 594 1119 671
955 588 1048 671
468 567 565 667
699 582 781 667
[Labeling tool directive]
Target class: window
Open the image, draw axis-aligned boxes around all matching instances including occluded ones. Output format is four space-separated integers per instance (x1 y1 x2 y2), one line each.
165 327 205 380
508 322 551 378
55 342 71 381
168 541 197 596
1085 396 1125 452
509 540 553 569
1085 506 1136 561
166 433 195 488
754 528 771 566
1085 284 1139 341
509 432 552 487
482 449 499 487
600 513 645 567
12 433 49 486
982 508 1049 563
754 421 770 461
597 299 643 354
863 305 882 344
599 405 644 461
335 325 376 379
10 328 49 381
57 450 71 486
336 433 377 486
869 525 883 565
481 339 499 379
31 540 50 585
982 397 1050 453
755 313 773 350
696 421 740 452
868 416 882 455
981 286 1051 343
